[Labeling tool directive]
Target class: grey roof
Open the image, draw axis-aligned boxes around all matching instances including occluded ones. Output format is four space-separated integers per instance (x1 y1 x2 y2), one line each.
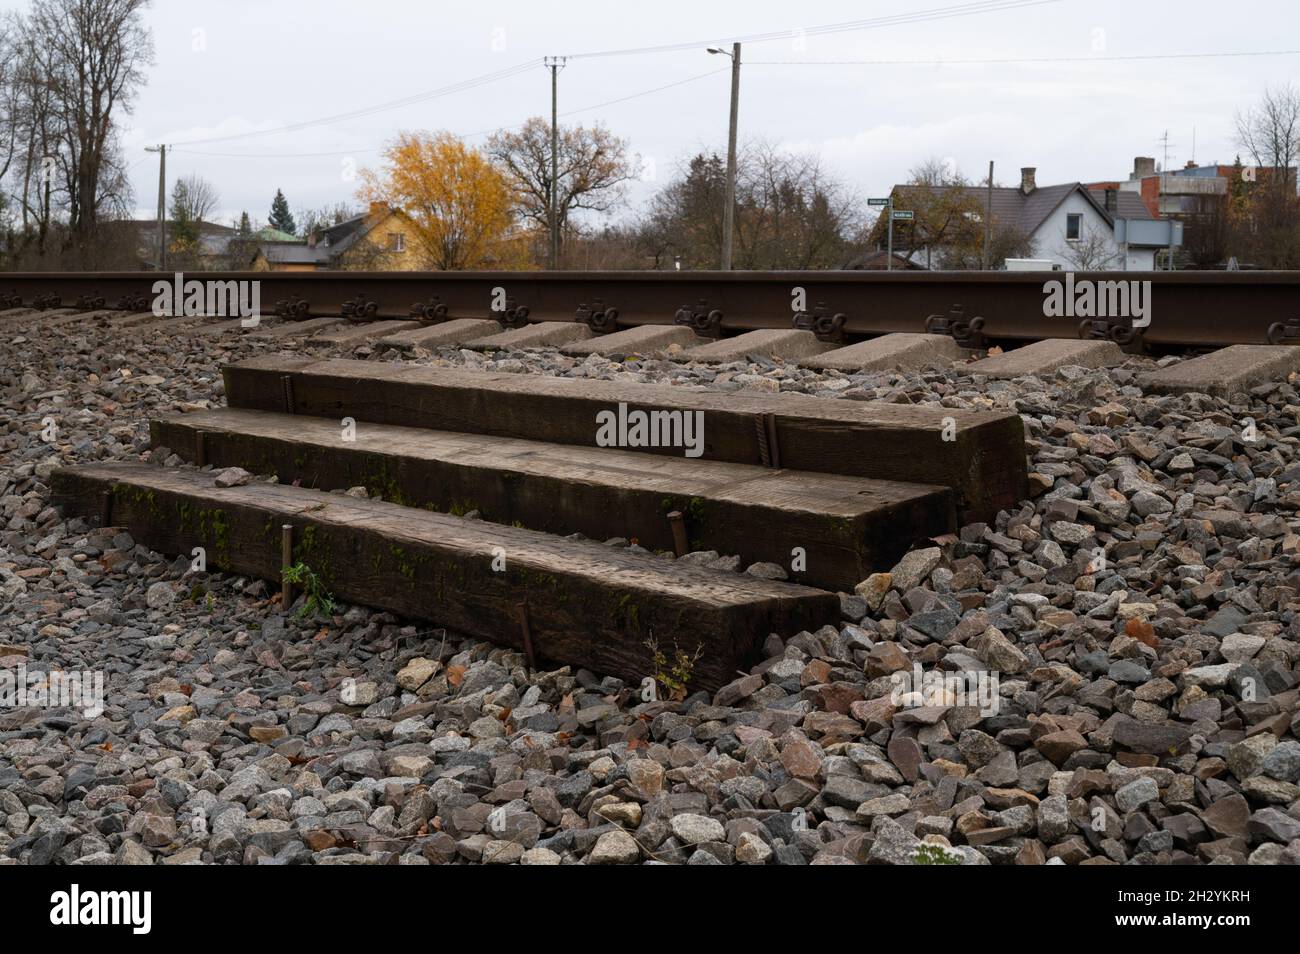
318 214 371 252
842 249 927 270
262 243 328 264
891 182 1154 235
199 232 239 255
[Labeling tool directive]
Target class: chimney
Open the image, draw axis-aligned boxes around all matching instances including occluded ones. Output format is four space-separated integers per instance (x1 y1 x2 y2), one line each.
307 232 316 248
1132 156 1156 180
1104 188 1118 212
1020 167 1036 194
368 201 386 217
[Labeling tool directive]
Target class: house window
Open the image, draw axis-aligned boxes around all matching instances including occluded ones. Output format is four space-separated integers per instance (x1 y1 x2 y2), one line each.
388 232 405 252
1066 213 1082 241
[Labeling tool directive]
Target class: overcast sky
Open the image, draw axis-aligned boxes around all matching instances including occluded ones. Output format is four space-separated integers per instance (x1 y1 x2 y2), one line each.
6 0 1297 227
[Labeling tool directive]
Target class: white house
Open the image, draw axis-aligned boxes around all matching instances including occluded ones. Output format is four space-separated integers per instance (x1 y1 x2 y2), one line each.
884 167 1164 270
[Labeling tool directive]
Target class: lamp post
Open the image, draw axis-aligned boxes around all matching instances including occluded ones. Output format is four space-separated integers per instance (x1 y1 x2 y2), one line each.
707 43 740 271
145 144 166 269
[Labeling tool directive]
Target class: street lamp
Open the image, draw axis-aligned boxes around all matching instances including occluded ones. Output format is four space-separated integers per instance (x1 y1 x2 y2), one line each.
145 144 166 269
707 43 740 271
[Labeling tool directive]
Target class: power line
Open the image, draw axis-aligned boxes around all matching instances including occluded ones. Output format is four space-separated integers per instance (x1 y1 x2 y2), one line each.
746 48 1300 66
157 46 1297 162
171 146 383 158
168 59 543 147
169 67 730 160
561 66 729 117
158 0 1059 150
563 0 1064 59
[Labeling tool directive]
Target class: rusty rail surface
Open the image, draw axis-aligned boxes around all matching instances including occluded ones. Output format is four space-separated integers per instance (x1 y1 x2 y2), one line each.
2 269 1298 348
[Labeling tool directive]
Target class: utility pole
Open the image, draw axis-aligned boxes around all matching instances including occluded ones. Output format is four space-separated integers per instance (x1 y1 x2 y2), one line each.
1156 130 1176 269
982 160 994 269
145 144 166 269
886 193 894 270
708 43 741 270
544 57 565 270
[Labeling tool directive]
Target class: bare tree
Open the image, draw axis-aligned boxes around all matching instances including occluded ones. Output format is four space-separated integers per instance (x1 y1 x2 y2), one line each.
1236 84 1300 198
1233 85 1300 268
165 174 220 269
21 0 153 249
171 173 219 224
3 16 59 256
636 143 867 270
0 20 16 193
487 118 637 266
894 158 982 267
1057 222 1120 269
296 202 359 237
735 142 866 269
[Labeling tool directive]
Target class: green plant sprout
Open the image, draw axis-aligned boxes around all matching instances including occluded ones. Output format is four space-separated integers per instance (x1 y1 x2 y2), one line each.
914 843 963 865
282 561 336 620
643 635 704 702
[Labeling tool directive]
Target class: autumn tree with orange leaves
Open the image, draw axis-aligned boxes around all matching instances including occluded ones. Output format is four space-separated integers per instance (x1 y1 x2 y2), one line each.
359 131 528 269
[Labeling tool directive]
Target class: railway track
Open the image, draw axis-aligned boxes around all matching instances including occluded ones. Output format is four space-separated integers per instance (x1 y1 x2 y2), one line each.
11 268 1300 685
3 268 1299 349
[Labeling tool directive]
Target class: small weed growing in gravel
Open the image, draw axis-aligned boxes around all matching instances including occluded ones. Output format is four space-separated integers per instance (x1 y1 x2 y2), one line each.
282 561 336 620
913 844 963 865
644 636 703 702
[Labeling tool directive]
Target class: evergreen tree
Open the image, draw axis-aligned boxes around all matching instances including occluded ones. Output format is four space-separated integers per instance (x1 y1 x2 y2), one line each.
238 211 252 234
169 179 200 250
268 189 296 235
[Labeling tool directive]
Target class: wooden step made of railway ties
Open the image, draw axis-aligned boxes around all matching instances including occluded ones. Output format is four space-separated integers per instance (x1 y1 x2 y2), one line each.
152 408 956 593
222 355 1028 525
50 463 839 691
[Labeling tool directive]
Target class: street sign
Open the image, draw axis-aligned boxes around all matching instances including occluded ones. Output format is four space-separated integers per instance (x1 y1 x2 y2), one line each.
867 197 890 206
891 210 914 221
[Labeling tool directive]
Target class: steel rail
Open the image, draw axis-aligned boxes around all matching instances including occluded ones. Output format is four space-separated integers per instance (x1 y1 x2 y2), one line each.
2 269 1297 349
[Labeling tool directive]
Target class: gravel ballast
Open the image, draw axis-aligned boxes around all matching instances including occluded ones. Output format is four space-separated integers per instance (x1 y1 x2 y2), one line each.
1 321 1298 866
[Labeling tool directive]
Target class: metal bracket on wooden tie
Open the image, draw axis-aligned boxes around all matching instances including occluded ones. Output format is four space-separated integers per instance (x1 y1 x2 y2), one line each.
274 295 310 319
575 299 619 334
281 524 294 611
1267 316 1300 346
674 300 723 339
755 413 781 468
281 374 295 415
665 511 689 557
924 304 987 350
493 299 530 330
410 297 450 324
341 295 379 321
792 302 848 343
517 601 537 670
1078 314 1145 352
